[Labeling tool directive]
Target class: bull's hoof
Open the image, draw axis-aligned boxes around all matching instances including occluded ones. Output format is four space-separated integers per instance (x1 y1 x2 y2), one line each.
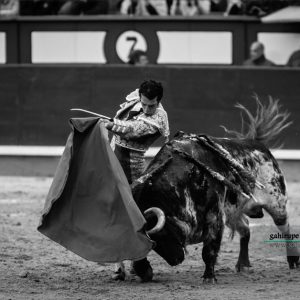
111 271 126 281
235 264 252 273
288 256 300 269
132 258 153 282
203 277 217 284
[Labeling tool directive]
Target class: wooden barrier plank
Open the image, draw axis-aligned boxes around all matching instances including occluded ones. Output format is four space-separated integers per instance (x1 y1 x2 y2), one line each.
0 66 299 148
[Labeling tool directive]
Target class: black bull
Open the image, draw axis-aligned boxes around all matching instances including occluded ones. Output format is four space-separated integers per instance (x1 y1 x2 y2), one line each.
131 131 300 282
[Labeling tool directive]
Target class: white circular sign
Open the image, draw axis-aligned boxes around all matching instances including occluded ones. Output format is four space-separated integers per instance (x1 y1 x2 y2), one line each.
116 30 148 63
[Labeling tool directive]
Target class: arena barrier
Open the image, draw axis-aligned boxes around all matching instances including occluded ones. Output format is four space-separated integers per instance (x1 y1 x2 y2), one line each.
0 65 299 148
0 146 299 179
1 146 300 160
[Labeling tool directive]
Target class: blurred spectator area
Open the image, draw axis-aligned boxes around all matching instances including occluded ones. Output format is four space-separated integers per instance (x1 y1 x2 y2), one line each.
18 0 110 15
0 0 19 16
243 0 300 16
0 0 299 16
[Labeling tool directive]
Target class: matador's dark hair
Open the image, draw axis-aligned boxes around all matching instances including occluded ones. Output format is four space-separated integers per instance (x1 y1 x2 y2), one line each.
139 80 163 103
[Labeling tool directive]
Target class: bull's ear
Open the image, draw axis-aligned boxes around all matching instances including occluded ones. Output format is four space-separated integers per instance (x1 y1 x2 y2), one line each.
174 131 185 138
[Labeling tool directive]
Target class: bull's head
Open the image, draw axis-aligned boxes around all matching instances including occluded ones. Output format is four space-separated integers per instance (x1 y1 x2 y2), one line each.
132 143 188 266
143 207 165 235
143 206 185 266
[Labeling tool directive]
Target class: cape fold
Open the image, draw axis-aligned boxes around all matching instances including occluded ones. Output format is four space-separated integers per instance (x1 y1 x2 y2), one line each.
37 117 153 262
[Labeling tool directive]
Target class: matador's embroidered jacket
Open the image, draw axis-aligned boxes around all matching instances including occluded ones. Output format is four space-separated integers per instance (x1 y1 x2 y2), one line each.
110 89 170 153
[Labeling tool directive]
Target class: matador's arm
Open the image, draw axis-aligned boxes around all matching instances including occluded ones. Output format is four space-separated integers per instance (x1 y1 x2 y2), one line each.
104 118 159 140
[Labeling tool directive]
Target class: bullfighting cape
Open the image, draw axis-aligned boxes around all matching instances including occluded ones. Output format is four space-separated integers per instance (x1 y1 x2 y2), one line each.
38 117 154 262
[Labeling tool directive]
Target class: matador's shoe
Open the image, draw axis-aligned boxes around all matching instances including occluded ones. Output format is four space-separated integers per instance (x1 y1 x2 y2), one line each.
111 268 126 281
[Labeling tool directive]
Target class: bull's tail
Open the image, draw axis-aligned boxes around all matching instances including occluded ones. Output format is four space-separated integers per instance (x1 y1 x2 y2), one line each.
222 95 292 148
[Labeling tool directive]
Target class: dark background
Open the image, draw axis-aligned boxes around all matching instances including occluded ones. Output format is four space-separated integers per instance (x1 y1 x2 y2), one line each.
0 65 299 148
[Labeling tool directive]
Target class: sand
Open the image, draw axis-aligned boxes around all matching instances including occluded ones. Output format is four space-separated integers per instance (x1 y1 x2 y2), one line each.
0 176 299 300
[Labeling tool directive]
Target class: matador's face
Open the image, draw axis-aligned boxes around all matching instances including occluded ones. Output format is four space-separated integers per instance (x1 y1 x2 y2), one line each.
140 94 158 116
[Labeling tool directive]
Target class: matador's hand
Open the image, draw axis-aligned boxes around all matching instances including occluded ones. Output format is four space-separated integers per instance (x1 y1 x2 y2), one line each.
103 120 114 130
99 118 114 130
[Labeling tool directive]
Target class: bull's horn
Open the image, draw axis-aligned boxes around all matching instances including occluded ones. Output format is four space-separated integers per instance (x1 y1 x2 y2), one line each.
144 207 166 235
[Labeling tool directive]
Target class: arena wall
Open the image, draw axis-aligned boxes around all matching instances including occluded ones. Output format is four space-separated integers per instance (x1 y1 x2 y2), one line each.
0 65 299 148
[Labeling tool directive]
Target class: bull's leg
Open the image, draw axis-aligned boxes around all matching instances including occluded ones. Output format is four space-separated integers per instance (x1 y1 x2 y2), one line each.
112 262 126 281
224 201 252 272
235 215 252 272
276 221 299 269
202 212 224 283
265 205 300 269
132 257 153 282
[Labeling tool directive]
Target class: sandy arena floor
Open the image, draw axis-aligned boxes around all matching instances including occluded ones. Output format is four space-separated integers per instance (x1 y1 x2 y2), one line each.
0 176 299 300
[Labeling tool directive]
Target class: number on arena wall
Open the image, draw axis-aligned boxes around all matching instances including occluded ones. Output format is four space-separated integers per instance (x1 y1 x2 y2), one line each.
116 30 148 63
